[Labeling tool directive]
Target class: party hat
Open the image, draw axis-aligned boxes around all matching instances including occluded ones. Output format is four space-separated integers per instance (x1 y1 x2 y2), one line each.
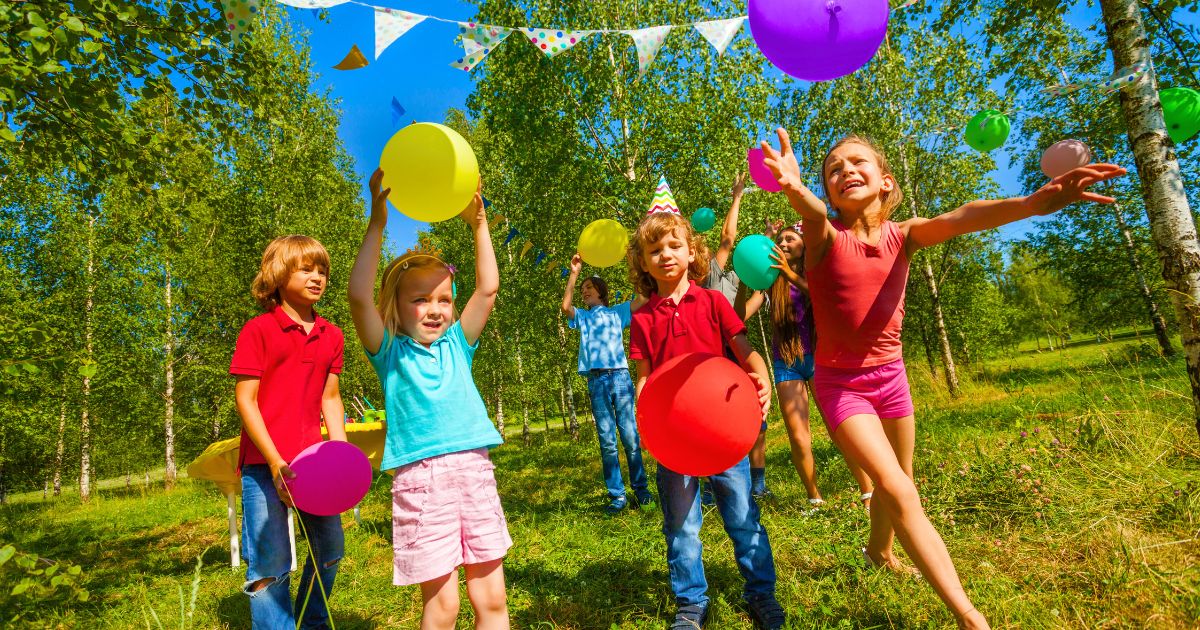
647 175 680 214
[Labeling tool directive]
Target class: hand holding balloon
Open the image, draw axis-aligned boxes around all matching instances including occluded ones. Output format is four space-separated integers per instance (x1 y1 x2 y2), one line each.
1024 164 1128 216
369 168 391 229
458 178 485 228
569 253 583 274
748 371 770 419
770 246 802 286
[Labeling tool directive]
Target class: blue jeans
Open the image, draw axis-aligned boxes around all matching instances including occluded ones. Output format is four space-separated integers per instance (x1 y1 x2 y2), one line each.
587 368 648 499
657 457 776 607
241 464 345 629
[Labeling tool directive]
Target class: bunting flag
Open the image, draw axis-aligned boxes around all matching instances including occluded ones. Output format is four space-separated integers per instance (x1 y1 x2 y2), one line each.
332 44 369 70
504 226 519 245
693 17 744 56
375 8 425 59
615 291 623 302
1045 62 1149 97
222 0 260 45
519 241 534 259
647 175 680 214
276 0 345 7
489 213 507 229
624 26 673 76
482 197 492 209
460 22 513 56
534 250 547 265
390 96 405 126
522 28 594 58
451 49 492 72
560 266 571 278
895 0 922 9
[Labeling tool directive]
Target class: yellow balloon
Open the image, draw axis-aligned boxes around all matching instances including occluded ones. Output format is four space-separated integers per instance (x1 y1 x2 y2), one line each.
577 219 629 268
379 123 479 223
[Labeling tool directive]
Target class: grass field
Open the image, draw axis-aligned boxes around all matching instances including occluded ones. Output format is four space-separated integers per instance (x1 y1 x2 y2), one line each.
2 336 1197 628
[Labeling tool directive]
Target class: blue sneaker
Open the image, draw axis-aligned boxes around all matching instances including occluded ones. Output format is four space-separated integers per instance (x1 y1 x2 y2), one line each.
633 489 656 509
603 496 627 515
670 603 708 629
745 593 786 630
700 480 715 507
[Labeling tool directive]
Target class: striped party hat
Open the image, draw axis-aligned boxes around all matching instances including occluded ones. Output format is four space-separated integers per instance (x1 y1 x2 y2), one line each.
646 175 680 215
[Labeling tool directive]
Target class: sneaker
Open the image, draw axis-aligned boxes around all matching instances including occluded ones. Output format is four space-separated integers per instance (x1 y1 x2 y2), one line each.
670 603 708 629
700 481 715 507
633 489 656 509
745 594 786 630
752 487 774 500
602 496 627 515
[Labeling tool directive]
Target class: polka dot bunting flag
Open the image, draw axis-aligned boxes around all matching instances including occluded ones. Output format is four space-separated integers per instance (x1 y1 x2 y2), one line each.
693 17 744 56
521 28 595 58
221 0 259 46
275 0 346 7
374 7 425 59
458 22 512 57
450 48 492 72
623 26 673 77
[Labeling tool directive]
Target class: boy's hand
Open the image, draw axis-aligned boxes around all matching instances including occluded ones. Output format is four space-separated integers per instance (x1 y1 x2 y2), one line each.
732 172 747 199
369 168 391 226
569 253 583 274
270 461 297 508
761 128 807 196
748 372 771 419
1024 163 1126 216
459 178 485 227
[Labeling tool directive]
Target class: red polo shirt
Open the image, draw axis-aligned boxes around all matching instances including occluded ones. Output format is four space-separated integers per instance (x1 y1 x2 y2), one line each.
230 306 344 468
629 281 747 372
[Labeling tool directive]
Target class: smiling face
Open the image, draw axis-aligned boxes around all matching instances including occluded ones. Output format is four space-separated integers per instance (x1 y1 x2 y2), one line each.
397 266 455 345
641 226 695 285
280 260 327 308
823 141 896 217
580 278 603 307
776 228 803 262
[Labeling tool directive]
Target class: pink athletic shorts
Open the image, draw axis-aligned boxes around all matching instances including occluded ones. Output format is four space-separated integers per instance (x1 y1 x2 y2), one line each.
391 448 512 585
812 358 915 433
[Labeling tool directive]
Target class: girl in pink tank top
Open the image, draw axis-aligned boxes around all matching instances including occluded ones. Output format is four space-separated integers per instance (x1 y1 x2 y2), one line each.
761 129 1125 630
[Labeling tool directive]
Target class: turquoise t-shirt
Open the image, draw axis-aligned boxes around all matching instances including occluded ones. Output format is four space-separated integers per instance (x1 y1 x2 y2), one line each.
568 301 632 374
366 321 503 470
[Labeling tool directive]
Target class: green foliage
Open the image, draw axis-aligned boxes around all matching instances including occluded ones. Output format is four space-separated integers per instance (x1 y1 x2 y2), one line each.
0 544 89 623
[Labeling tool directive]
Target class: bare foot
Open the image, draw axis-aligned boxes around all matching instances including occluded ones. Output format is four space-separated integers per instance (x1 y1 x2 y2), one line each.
956 607 989 629
863 548 922 578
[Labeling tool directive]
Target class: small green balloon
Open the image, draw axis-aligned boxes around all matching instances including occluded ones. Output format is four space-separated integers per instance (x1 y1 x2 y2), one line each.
692 207 716 232
963 109 1010 153
732 234 779 291
1161 87 1200 144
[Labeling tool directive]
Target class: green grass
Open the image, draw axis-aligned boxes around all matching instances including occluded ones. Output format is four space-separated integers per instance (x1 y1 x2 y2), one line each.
2 337 1197 628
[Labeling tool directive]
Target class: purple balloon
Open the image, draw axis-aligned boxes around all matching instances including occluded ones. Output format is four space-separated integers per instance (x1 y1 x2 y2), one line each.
286 441 372 516
748 0 890 82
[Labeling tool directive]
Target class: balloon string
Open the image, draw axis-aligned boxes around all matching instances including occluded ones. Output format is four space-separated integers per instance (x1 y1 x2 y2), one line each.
281 482 338 630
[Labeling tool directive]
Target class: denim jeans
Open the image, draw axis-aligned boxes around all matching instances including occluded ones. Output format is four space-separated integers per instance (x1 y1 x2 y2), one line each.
587 368 648 499
241 464 345 629
656 456 776 607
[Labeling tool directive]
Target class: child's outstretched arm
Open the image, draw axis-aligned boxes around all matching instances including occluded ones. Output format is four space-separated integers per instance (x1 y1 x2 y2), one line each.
459 181 498 346
729 334 772 419
714 172 748 271
904 163 1126 254
561 254 582 319
761 128 836 260
734 282 765 321
349 169 389 355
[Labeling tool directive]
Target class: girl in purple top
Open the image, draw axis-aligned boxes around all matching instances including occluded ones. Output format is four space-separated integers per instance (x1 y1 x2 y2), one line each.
738 224 873 510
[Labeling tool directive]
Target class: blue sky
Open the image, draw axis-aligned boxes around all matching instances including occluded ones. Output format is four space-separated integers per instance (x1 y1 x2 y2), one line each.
277 1 1150 250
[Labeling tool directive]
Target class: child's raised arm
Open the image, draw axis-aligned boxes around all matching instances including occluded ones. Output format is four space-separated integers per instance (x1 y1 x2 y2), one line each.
714 173 747 271
903 163 1126 254
349 169 389 355
561 254 582 319
459 180 498 346
760 128 836 262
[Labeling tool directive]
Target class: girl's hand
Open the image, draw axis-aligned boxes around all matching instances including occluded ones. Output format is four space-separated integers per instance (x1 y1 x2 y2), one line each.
770 246 801 285
1024 163 1126 216
569 253 583 274
732 172 747 199
761 128 807 196
459 178 485 228
368 168 391 226
763 219 784 239
748 372 771 419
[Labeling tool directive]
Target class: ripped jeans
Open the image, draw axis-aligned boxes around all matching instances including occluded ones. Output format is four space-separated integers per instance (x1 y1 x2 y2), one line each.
241 464 344 629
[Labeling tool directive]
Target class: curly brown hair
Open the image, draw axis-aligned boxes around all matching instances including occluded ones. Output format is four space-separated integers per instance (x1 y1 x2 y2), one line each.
821 134 905 222
626 213 710 297
250 235 331 311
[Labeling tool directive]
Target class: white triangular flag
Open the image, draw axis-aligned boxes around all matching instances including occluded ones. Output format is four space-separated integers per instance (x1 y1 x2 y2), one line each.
374 7 425 59
276 0 345 7
522 28 595 58
457 22 512 57
693 17 745 56
623 26 673 76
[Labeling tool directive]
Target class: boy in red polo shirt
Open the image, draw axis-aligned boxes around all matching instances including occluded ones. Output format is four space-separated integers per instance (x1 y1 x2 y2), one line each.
230 235 348 629
627 209 785 630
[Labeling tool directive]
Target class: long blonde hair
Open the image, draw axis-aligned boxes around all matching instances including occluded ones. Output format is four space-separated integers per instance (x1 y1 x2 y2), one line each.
626 213 710 297
251 235 330 311
769 226 807 365
821 134 904 222
376 253 457 337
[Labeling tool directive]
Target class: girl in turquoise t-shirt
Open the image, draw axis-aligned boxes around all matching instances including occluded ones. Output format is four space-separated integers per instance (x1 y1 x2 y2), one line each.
349 169 510 629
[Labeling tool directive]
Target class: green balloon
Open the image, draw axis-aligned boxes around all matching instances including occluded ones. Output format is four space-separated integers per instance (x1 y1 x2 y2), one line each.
732 234 780 291
692 207 716 232
1161 87 1200 144
963 109 1010 152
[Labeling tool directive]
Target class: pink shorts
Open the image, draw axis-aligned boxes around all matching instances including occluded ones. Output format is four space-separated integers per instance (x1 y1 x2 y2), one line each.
391 448 512 586
812 358 915 433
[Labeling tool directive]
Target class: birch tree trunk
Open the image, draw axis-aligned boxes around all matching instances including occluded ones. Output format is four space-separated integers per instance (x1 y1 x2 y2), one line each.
1100 0 1200 437
163 260 176 489
514 330 531 446
556 318 579 439
1113 204 1175 356
53 385 66 496
80 214 95 502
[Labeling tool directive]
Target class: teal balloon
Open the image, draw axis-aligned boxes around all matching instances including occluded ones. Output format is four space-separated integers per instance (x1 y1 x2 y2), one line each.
732 234 779 291
963 109 1010 152
1161 87 1200 144
692 207 716 232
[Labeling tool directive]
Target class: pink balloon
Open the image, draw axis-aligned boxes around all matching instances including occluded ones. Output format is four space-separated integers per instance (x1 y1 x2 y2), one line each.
1040 139 1092 179
747 147 783 192
748 0 890 82
286 441 372 516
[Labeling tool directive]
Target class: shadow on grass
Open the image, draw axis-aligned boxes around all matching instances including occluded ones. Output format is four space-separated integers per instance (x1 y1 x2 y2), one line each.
213 589 385 629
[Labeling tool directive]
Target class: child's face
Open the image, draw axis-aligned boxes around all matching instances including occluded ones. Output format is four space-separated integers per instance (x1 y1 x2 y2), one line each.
398 267 455 345
581 279 602 307
824 142 894 214
281 261 327 307
777 230 803 261
641 227 694 284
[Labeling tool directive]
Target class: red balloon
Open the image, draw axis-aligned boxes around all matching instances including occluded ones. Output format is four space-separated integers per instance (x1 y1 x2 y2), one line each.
637 353 762 476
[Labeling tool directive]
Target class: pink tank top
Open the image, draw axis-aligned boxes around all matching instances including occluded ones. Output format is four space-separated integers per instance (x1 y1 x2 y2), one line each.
807 220 908 368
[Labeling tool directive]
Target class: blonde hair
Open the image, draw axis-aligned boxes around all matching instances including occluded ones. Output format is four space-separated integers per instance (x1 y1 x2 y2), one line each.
769 226 806 365
626 213 710 297
251 235 331 311
821 135 905 222
377 252 457 337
